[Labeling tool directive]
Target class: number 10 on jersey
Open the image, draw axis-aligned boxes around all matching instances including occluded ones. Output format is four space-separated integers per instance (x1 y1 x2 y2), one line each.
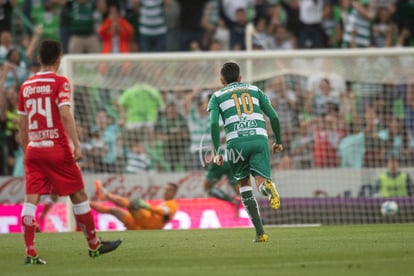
231 93 254 116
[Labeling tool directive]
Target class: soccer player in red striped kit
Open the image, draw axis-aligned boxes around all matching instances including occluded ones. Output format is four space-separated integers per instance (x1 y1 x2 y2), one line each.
18 39 121 265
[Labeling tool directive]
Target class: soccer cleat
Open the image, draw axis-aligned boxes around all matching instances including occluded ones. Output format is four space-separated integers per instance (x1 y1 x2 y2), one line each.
89 239 122 258
94 180 107 201
24 256 47 265
253 233 269 243
264 180 280 210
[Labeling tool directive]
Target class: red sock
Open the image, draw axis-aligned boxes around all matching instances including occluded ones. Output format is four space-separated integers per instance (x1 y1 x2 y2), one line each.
75 211 100 250
22 215 37 257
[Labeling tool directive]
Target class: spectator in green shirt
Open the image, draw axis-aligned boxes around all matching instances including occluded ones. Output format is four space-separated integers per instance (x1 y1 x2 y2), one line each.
118 83 164 129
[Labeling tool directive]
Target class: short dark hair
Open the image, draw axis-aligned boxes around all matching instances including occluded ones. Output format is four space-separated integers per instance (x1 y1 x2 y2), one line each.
39 39 62 66
167 182 178 193
387 153 399 162
221 62 240 84
6 48 19 60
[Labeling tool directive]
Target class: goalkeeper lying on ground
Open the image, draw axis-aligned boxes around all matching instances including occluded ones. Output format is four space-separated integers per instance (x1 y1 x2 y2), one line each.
90 180 178 230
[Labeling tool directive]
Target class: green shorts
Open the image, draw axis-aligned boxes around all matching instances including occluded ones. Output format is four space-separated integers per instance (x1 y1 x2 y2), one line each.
227 137 271 181
205 161 238 186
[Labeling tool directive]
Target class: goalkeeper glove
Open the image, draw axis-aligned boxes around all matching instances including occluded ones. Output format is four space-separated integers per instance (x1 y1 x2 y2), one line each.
129 199 150 211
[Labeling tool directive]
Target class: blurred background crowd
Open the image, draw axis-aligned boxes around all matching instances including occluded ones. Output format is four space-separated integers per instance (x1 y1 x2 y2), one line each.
1 0 414 176
2 0 414 54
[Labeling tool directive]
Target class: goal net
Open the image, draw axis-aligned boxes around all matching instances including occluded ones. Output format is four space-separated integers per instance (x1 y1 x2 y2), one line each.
62 48 414 228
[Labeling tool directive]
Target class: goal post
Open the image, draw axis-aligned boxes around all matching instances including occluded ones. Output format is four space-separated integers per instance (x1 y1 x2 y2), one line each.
62 48 414 89
61 48 414 229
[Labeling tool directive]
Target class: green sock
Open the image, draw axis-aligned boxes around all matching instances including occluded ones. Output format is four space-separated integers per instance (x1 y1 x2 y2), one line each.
208 188 234 203
240 187 264 236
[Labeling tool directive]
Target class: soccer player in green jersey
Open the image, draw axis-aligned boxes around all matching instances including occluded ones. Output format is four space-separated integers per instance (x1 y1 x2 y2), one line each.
207 62 283 242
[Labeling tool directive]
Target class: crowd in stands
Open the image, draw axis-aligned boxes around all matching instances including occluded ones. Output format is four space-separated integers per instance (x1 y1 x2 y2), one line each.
1 0 414 175
2 0 414 54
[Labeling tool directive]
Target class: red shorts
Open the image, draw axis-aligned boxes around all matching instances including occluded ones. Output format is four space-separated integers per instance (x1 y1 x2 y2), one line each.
25 146 84 196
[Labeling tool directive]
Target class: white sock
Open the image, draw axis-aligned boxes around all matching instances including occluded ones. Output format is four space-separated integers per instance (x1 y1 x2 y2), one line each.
72 201 91 215
258 182 268 196
22 202 37 217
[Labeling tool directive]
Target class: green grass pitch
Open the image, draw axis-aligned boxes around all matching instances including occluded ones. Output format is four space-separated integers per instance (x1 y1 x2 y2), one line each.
1 224 413 276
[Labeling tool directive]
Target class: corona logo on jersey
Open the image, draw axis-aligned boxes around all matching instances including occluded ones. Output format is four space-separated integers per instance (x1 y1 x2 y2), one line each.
22 85 51 97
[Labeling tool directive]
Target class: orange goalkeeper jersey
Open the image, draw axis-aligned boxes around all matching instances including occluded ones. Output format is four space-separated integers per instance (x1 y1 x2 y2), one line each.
130 199 178 230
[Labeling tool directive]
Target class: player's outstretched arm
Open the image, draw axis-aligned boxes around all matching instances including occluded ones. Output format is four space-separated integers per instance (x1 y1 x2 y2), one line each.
261 98 282 147
209 101 222 151
208 94 224 165
59 105 82 161
18 114 29 150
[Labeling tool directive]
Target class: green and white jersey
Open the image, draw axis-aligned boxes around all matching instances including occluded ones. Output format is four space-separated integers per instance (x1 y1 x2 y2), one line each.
342 7 371 47
139 0 167 37
125 151 153 174
208 82 269 143
188 106 226 153
188 107 211 153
